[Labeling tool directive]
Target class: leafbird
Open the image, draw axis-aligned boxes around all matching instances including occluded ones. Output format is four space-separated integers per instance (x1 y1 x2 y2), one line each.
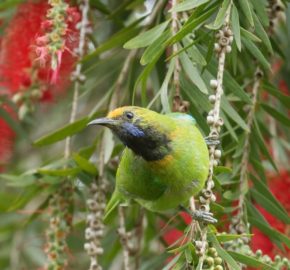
88 106 216 223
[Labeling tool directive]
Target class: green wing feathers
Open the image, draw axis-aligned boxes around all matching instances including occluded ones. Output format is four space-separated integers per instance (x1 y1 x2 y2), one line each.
103 189 122 221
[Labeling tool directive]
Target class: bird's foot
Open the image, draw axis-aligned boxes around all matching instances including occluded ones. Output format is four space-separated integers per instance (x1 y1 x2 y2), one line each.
179 205 217 224
204 136 220 147
191 209 217 224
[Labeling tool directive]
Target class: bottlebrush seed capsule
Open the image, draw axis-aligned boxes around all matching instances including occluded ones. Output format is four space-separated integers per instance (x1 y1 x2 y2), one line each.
226 45 232 53
209 95 216 103
214 149 221 158
214 43 221 52
210 79 218 89
207 115 214 124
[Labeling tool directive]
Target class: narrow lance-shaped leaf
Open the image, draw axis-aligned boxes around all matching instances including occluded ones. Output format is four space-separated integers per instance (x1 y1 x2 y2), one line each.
238 0 254 27
208 231 241 270
241 28 261 42
250 173 289 216
231 5 241 51
33 117 89 146
124 20 170 49
206 0 230 30
252 119 278 171
262 81 290 108
73 153 98 176
253 12 273 54
251 189 290 224
228 251 276 270
140 29 171 65
261 103 290 127
221 97 249 131
179 51 208 94
170 0 210 12
242 37 270 70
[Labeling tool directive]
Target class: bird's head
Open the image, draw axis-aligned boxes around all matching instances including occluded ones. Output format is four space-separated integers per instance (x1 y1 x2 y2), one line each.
88 106 172 161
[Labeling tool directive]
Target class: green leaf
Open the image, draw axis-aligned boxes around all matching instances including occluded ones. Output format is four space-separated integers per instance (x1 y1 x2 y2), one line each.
73 153 98 176
208 232 241 270
0 107 28 139
124 20 170 49
253 12 272 53
248 216 290 248
82 20 141 62
251 173 289 217
217 233 252 243
0 173 36 187
182 37 207 66
168 3 218 45
140 29 171 65
261 103 290 127
252 119 277 171
231 5 241 51
8 186 42 211
221 98 249 131
242 37 270 70
251 0 269 27
228 252 276 270
241 28 261 42
207 0 230 29
180 52 208 94
238 0 254 27
170 0 210 12
33 117 89 146
160 60 174 113
263 81 290 108
251 189 290 224
207 62 252 103
38 168 81 177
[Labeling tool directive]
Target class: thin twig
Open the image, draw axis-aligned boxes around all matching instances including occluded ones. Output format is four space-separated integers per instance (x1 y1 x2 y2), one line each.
237 69 262 216
118 205 131 270
193 5 233 267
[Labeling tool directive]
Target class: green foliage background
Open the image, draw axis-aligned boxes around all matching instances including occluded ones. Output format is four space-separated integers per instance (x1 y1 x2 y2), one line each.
0 0 289 269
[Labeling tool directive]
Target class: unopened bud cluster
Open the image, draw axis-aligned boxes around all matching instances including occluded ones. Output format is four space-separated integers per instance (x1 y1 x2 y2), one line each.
84 181 108 270
201 246 224 270
214 28 233 55
45 182 74 270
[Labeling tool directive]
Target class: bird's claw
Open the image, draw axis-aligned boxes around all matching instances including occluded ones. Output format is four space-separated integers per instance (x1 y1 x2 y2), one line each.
205 136 220 147
191 210 217 224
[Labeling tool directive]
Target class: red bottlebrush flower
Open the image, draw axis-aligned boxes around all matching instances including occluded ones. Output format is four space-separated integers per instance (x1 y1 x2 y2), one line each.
0 0 81 101
251 171 290 259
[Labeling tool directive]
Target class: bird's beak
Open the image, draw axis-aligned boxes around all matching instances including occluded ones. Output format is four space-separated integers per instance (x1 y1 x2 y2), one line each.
87 117 117 127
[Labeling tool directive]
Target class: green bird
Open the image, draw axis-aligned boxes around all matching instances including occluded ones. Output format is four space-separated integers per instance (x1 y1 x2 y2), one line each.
88 106 216 223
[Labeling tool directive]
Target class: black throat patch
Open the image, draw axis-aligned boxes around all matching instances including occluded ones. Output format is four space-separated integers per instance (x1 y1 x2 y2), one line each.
116 123 172 161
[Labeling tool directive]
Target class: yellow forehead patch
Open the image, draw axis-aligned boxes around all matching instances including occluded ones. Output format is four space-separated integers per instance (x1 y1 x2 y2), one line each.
107 107 126 118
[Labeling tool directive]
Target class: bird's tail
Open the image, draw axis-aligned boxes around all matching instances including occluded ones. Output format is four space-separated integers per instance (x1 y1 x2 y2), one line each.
103 190 122 221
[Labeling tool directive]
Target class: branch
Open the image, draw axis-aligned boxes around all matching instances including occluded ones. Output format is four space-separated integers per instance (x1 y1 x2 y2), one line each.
171 0 189 113
45 1 90 269
193 5 233 265
118 205 131 270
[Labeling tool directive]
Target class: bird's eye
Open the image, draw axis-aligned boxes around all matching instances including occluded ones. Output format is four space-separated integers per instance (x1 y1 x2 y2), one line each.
124 111 134 120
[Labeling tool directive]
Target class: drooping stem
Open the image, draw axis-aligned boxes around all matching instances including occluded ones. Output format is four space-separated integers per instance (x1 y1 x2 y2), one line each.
45 1 90 269
118 206 131 270
171 0 189 113
237 69 262 218
193 5 233 266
